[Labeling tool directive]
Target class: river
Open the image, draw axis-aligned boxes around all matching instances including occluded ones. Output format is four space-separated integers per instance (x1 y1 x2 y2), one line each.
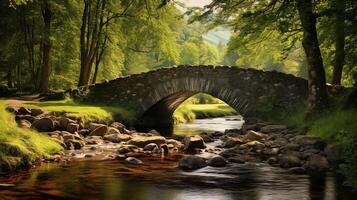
0 115 355 200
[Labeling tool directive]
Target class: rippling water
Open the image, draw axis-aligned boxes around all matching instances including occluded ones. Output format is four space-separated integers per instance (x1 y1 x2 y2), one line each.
0 115 355 200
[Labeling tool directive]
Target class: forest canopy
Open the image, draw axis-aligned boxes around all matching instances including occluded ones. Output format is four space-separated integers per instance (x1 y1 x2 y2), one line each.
0 0 356 94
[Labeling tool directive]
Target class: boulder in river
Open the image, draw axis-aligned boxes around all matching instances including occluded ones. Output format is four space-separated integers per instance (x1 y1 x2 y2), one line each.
103 134 131 143
66 122 79 133
29 108 44 116
59 117 75 130
279 154 303 168
16 115 37 123
222 137 243 148
89 125 108 137
303 154 329 175
245 130 265 141
125 157 142 165
110 122 126 133
183 135 206 153
178 155 207 170
18 107 31 115
128 135 166 147
31 117 55 132
207 155 228 167
65 139 85 150
143 143 158 151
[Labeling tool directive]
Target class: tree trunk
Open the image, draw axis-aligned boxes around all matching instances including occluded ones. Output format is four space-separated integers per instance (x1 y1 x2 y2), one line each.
7 67 14 88
38 0 52 93
331 0 345 85
297 0 329 113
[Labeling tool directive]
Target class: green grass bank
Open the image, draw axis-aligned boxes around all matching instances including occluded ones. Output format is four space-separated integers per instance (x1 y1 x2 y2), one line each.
265 107 357 189
0 100 62 172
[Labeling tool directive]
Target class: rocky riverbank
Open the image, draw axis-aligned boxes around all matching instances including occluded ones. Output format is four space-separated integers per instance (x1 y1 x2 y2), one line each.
4 105 335 177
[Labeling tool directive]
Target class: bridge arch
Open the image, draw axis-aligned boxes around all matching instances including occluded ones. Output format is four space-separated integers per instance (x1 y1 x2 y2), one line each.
82 65 308 135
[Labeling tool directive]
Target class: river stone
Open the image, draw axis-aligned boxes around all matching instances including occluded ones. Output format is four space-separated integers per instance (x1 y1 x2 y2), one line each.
183 135 206 153
128 135 166 147
107 127 120 135
89 125 108 137
67 122 79 133
15 115 37 123
152 146 162 154
78 129 91 137
148 129 160 136
85 136 103 145
282 143 300 152
200 134 214 143
279 154 303 168
30 108 44 116
86 123 106 131
118 145 139 154
58 117 74 130
31 117 54 132
166 139 182 146
260 125 287 133
125 157 142 165
17 119 31 128
161 144 169 155
324 143 341 166
241 124 260 133
303 154 329 174
110 122 126 132
178 155 207 170
222 137 243 148
289 167 306 174
245 130 265 141
208 155 228 167
18 107 31 115
103 134 131 143
227 156 246 163
293 135 326 150
65 139 85 150
240 141 265 150
143 143 158 151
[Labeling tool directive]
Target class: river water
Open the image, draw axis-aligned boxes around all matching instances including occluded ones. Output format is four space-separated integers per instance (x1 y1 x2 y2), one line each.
0 115 355 200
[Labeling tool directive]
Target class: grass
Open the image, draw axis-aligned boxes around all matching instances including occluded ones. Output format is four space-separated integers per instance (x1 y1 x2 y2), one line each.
25 98 138 126
0 100 62 171
173 103 237 124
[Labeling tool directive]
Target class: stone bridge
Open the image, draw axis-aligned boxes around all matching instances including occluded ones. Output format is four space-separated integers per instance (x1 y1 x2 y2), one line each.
81 65 308 135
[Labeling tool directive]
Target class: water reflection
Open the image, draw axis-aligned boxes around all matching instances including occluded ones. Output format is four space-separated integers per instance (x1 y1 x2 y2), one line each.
174 115 244 135
0 160 350 200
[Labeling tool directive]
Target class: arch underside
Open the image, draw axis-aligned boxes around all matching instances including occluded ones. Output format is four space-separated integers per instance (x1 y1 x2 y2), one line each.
136 78 250 135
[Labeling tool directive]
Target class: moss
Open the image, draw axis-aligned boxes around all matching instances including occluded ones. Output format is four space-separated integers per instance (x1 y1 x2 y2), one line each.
0 100 62 172
25 98 139 126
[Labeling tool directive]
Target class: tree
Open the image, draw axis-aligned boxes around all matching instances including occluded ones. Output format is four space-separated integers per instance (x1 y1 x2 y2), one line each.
331 0 346 85
195 0 330 112
296 0 329 111
38 0 52 92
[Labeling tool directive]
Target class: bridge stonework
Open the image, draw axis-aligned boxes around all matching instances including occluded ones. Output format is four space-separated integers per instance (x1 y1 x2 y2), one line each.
81 65 308 135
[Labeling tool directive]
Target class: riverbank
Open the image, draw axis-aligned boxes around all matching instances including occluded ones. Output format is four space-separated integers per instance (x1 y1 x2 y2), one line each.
263 107 357 189
0 100 62 172
173 103 237 124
